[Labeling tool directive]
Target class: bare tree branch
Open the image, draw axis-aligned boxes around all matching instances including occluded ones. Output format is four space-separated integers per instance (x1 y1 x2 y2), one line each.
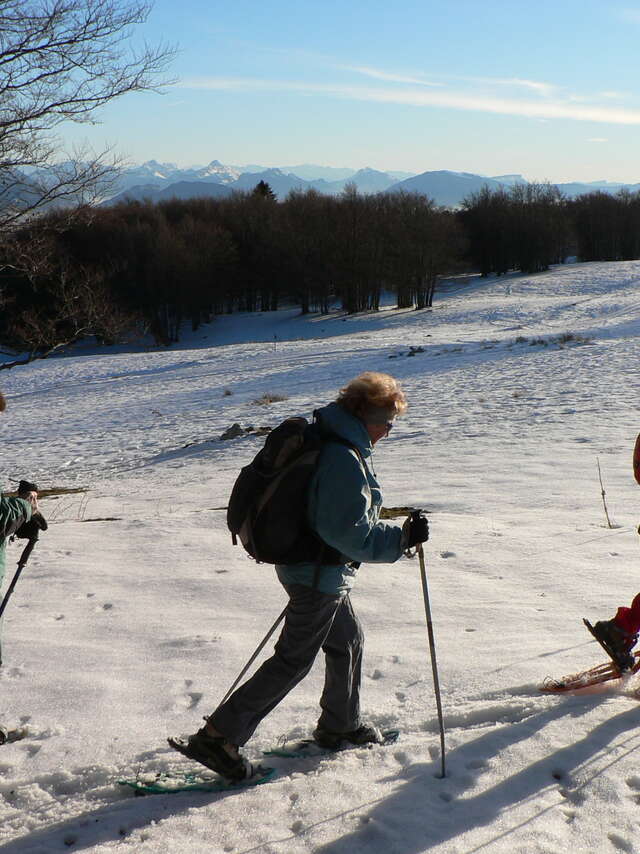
0 0 176 229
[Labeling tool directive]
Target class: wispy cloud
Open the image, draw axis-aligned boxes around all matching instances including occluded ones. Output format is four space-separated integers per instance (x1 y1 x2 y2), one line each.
460 75 557 97
505 78 556 96
180 75 640 126
598 90 628 100
619 7 640 24
587 137 608 142
340 65 443 87
339 66 555 96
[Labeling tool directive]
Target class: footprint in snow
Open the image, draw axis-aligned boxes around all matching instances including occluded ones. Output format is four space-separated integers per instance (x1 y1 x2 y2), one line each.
187 692 202 710
428 745 441 761
559 786 586 806
608 833 634 853
466 758 488 770
168 679 203 713
160 636 220 651
5 667 25 679
23 743 40 757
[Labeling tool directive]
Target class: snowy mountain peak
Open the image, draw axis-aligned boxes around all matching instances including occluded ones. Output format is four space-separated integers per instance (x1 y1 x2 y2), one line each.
139 160 178 176
491 174 527 185
199 160 240 181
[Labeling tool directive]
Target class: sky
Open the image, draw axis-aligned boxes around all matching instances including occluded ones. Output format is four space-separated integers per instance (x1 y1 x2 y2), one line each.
59 0 640 183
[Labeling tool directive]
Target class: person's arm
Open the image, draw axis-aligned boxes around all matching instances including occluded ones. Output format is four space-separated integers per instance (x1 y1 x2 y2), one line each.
310 445 404 564
0 496 32 539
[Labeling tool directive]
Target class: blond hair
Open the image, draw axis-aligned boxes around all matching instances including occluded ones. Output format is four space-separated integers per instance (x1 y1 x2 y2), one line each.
337 372 407 421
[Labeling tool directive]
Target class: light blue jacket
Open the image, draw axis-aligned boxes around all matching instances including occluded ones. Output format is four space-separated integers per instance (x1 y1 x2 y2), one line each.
0 495 32 581
276 402 404 595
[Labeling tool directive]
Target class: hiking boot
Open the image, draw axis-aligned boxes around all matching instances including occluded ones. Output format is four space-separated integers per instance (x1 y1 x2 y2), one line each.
313 723 383 750
171 728 253 782
593 620 638 670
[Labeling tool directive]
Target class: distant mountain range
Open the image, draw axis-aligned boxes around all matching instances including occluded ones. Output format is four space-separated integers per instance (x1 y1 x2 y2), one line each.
104 162 414 205
101 160 640 208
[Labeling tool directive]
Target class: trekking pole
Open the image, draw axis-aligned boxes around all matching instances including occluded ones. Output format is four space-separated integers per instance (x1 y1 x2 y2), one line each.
0 536 38 621
216 605 288 709
417 539 447 778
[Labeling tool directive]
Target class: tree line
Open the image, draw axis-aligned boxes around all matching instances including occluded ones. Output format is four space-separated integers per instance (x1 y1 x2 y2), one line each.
0 184 464 352
459 184 640 276
3 180 640 359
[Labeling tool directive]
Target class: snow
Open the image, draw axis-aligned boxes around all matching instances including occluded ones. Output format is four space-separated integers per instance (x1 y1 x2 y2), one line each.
1 260 640 852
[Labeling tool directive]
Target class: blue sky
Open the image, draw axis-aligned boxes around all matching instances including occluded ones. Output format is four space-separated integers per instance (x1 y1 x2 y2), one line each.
60 0 640 181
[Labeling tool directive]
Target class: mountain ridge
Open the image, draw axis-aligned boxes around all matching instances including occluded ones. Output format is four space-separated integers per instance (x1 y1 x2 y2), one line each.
104 160 640 208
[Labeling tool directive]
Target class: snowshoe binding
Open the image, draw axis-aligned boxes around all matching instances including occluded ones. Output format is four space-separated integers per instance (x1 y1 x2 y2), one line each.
168 728 259 782
312 722 385 750
584 618 637 672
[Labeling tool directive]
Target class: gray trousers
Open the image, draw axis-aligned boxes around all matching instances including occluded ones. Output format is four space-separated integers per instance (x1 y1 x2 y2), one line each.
210 583 364 746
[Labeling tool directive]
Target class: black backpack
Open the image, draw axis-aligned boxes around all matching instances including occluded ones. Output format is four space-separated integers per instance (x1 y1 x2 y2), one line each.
227 415 359 565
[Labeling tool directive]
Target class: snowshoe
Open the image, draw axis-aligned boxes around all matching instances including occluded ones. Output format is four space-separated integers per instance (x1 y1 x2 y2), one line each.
264 727 399 758
119 766 274 795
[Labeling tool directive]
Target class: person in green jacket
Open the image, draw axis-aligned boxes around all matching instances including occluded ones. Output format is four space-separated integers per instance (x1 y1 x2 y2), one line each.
0 492 34 576
0 484 39 665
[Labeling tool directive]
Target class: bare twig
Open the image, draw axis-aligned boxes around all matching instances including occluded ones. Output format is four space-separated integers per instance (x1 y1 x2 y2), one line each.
597 457 614 529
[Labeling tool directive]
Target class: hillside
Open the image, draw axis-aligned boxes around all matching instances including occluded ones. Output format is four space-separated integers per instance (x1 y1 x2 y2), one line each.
1 261 640 852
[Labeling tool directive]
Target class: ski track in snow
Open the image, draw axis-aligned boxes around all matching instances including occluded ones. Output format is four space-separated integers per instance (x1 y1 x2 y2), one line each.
0 260 640 852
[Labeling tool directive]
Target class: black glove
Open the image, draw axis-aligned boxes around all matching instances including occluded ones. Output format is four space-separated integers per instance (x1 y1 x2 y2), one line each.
15 511 48 539
404 511 429 548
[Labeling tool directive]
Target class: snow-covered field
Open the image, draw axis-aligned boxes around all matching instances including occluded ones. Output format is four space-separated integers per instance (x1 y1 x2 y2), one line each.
1 260 640 853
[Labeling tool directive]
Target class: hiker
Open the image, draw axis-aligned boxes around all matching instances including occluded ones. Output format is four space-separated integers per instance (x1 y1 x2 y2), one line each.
174 371 429 780
587 432 640 670
0 482 41 665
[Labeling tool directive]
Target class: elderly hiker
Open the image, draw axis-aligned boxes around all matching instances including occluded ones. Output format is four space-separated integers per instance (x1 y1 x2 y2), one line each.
170 371 430 781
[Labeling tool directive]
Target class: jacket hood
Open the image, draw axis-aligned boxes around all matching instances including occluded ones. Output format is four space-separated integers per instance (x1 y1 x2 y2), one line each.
314 401 372 458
